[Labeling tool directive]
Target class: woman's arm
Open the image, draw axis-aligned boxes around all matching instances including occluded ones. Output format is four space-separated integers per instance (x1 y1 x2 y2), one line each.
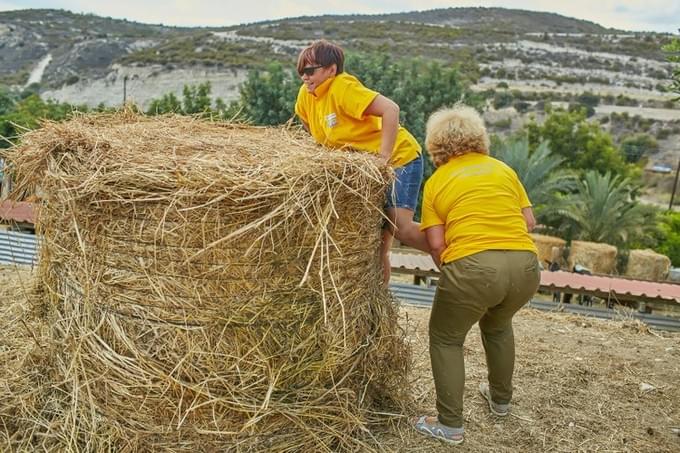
522 206 536 232
363 95 399 164
424 225 446 270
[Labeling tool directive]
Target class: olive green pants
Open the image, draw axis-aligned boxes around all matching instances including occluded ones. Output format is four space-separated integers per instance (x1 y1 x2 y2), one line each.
429 250 540 427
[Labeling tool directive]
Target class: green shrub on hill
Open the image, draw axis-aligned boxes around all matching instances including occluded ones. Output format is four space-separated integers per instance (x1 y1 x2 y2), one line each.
525 108 638 180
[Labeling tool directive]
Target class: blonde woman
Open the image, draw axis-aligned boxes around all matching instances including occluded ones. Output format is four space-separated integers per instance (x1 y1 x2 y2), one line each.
411 105 540 445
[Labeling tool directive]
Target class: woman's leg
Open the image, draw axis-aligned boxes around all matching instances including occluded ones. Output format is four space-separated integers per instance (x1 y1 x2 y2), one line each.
479 251 540 404
430 252 506 427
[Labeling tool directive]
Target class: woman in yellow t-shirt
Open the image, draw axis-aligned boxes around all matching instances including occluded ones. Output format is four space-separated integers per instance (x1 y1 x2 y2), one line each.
294 40 429 283
411 105 540 445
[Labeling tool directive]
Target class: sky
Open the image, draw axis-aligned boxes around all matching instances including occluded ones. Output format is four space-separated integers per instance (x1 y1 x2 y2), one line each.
0 1 678 33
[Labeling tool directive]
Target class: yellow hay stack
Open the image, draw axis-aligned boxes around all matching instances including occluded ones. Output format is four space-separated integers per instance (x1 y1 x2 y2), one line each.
2 112 411 452
531 234 566 266
625 249 671 281
568 240 617 274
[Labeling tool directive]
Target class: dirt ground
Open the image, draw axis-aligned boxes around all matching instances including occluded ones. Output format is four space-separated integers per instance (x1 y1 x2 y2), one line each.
2 265 679 452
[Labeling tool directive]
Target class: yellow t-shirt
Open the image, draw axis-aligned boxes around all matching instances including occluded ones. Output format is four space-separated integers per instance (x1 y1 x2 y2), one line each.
420 153 537 264
295 73 421 168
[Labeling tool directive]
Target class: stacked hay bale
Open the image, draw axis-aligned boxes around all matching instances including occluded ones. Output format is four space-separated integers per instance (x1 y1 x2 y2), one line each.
568 240 617 274
4 112 411 451
531 234 566 266
625 249 671 281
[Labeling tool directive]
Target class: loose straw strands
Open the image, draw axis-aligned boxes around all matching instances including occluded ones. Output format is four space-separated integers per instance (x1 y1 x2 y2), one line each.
1 112 412 451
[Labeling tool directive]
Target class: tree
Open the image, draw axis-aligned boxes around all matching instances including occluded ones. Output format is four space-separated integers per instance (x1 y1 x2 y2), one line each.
525 108 637 179
557 171 650 246
146 82 226 117
657 211 680 266
182 82 213 114
619 133 658 163
237 63 299 125
147 92 182 114
493 136 576 222
0 94 80 148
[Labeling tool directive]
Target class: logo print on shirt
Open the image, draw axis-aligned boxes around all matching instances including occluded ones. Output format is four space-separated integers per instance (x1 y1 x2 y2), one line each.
325 112 337 128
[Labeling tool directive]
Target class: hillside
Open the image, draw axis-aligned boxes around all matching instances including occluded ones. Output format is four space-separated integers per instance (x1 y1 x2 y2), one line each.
0 8 675 99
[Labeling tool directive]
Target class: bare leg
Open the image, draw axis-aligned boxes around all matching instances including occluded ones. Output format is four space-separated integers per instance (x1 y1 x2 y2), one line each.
385 206 430 254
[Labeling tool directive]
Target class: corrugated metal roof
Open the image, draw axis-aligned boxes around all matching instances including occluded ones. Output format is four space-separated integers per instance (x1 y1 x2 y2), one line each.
391 252 437 275
541 270 680 303
0 229 39 266
391 252 680 304
0 200 36 224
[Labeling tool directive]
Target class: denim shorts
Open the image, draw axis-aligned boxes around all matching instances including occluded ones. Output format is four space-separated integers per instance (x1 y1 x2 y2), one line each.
385 154 423 211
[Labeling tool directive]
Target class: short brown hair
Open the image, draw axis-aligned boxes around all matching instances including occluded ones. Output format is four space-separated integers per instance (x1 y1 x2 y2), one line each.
425 104 490 167
296 40 344 76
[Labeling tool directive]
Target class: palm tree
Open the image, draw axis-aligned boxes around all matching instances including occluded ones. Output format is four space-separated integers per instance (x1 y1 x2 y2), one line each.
494 137 576 220
557 170 650 246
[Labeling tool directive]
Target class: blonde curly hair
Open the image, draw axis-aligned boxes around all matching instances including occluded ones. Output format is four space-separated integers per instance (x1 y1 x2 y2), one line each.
425 104 490 167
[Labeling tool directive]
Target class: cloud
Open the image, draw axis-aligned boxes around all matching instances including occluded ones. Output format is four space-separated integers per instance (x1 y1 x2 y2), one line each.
0 1 22 11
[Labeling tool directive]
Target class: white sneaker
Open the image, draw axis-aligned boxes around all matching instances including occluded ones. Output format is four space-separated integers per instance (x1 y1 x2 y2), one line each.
479 383 510 416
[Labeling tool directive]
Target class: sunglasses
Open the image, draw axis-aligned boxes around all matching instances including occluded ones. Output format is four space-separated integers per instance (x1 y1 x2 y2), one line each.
300 64 328 76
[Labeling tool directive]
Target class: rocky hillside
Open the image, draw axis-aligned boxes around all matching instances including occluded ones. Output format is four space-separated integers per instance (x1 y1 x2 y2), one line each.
0 7 676 109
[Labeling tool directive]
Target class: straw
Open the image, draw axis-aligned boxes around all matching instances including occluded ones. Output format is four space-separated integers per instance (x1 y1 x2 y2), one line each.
1 111 412 451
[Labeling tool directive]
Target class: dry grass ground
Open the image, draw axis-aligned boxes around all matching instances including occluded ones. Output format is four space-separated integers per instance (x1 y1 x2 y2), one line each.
2 264 679 452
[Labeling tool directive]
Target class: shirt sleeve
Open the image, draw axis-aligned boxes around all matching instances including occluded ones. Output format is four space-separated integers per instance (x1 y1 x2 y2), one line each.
338 78 379 120
420 179 445 231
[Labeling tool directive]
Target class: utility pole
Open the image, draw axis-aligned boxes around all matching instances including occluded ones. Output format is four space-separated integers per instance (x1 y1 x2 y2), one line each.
669 156 680 211
123 75 129 105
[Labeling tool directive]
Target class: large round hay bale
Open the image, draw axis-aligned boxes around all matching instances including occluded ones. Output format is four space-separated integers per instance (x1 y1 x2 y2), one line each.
568 240 617 274
4 112 411 451
625 249 671 281
531 234 566 265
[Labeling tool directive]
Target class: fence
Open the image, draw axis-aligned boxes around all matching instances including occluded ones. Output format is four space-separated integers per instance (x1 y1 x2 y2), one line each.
0 229 39 266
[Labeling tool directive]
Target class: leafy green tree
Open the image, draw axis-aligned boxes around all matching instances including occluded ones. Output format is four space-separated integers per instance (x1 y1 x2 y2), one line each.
557 171 650 246
0 94 80 148
146 82 225 117
657 211 680 266
182 82 213 114
619 133 658 163
493 136 576 222
237 63 299 125
525 108 637 179
147 92 182 114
